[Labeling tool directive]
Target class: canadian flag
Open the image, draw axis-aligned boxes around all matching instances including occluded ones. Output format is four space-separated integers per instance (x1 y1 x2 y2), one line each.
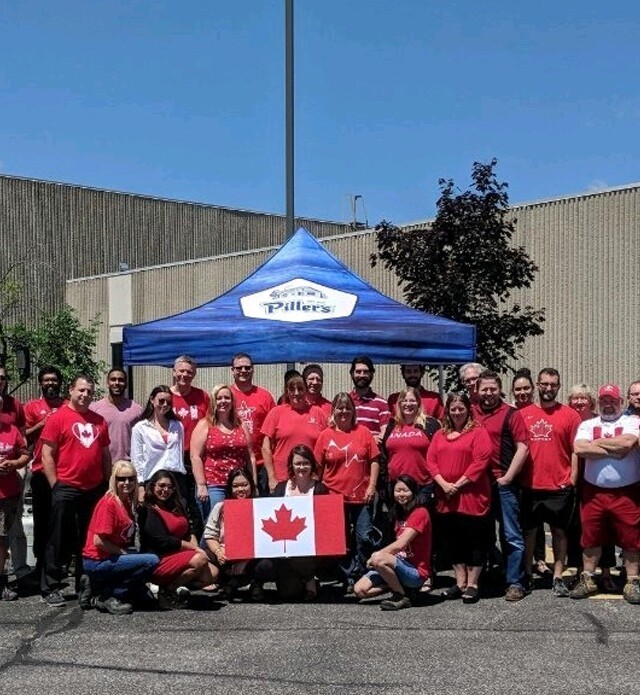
224 494 346 560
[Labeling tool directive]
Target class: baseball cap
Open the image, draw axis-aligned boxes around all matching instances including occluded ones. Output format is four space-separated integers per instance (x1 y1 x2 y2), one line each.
598 384 622 399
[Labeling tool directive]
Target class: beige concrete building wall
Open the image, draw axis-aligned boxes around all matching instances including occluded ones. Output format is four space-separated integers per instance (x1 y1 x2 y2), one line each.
67 184 640 404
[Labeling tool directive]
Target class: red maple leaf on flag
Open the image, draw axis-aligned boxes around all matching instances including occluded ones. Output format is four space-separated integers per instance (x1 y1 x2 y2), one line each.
261 504 307 552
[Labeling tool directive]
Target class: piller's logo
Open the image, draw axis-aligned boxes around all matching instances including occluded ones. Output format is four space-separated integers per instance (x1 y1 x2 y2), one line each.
240 278 357 323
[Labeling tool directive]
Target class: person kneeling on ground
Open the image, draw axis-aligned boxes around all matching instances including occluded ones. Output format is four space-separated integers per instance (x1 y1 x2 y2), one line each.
140 469 218 609
354 475 431 611
202 467 273 601
81 461 160 615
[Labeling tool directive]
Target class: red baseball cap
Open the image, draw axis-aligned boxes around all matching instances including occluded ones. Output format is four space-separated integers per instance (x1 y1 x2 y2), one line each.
598 384 622 399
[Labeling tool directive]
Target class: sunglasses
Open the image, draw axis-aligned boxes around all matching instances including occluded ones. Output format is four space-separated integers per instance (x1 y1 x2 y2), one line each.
155 483 174 491
156 398 172 405
233 366 253 372
116 476 137 483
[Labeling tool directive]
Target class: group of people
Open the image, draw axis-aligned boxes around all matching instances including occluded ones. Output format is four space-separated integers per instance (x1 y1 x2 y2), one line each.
1 354 639 614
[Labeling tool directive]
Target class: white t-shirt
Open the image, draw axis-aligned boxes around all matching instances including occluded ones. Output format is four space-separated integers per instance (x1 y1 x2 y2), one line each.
575 414 640 488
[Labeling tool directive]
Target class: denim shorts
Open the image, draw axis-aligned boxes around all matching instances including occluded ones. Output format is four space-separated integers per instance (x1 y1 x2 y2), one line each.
364 556 424 589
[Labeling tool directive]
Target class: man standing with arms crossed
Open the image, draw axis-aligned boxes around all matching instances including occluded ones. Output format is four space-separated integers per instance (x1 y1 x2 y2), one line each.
230 353 275 496
40 375 110 608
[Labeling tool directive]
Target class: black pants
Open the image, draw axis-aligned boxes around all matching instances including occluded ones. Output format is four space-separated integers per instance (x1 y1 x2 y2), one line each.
41 482 103 595
182 454 203 539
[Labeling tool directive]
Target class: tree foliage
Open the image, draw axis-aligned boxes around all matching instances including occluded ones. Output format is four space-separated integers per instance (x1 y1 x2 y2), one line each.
4 305 106 392
371 159 545 386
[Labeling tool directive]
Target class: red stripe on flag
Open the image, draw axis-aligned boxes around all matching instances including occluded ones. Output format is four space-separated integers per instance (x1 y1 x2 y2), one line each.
313 494 346 556
224 498 255 560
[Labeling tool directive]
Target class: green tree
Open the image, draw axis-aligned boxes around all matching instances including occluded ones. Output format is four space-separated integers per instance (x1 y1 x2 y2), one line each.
371 159 545 386
5 306 106 391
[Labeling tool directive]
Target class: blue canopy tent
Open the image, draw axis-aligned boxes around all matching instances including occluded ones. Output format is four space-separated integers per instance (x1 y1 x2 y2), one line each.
123 228 475 366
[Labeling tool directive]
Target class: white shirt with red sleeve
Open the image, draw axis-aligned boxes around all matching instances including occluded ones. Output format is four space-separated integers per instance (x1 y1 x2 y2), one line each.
575 414 640 488
40 404 110 491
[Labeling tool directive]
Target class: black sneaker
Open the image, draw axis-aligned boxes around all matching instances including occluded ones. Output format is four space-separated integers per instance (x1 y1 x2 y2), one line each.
41 591 66 608
552 577 570 597
95 596 133 616
1 584 18 601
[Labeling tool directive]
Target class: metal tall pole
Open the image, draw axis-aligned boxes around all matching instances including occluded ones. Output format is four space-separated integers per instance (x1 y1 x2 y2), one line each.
285 0 294 240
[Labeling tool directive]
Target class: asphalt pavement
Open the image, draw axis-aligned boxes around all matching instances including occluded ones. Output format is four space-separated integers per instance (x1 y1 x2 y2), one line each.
2 576 640 695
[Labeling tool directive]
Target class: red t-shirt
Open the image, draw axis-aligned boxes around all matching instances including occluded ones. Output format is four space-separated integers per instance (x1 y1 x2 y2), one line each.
395 506 432 580
262 404 328 482
231 384 275 466
519 403 581 490
385 423 433 485
172 387 210 451
83 494 136 560
203 424 250 486
314 425 380 504
306 394 332 417
24 398 66 473
0 424 26 499
0 395 25 429
388 387 444 420
350 390 390 437
41 405 110 490
472 402 527 480
426 426 493 516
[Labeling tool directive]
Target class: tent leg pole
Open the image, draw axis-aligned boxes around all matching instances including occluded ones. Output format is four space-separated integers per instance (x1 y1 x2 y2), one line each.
438 365 444 399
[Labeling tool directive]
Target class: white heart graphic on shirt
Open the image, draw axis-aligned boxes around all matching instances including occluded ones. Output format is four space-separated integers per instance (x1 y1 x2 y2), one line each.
72 422 98 449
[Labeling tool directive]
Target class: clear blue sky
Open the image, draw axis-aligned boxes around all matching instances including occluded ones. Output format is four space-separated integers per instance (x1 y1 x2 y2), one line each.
2 1 639 225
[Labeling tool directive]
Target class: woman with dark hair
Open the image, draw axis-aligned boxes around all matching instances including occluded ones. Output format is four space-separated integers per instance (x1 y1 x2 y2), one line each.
272 445 329 601
426 392 492 603
82 461 160 615
354 474 432 610
202 467 273 601
190 384 255 520
314 392 380 592
261 374 328 492
131 386 186 506
140 469 217 608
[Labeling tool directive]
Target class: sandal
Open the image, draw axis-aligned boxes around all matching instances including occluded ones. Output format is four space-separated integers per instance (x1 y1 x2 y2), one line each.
201 583 219 593
442 585 465 600
462 586 479 604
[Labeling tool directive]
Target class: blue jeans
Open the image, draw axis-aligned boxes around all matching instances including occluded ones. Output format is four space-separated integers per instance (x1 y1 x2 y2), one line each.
83 552 160 599
341 503 377 583
196 485 226 523
494 483 525 587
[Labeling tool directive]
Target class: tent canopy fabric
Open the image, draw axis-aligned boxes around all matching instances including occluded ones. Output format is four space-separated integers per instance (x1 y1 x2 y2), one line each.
123 227 476 367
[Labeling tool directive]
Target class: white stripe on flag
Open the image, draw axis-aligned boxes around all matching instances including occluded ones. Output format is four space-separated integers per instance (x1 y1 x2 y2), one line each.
252 496 316 558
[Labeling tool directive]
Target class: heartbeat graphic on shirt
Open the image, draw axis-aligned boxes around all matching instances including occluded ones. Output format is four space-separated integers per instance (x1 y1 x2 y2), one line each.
327 439 360 467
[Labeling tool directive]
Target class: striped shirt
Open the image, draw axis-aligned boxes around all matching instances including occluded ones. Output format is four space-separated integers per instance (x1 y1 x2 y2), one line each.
350 389 390 437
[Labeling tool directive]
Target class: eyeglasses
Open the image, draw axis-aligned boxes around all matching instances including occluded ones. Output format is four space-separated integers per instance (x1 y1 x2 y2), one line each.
233 366 253 372
155 483 174 491
156 398 172 405
116 476 137 483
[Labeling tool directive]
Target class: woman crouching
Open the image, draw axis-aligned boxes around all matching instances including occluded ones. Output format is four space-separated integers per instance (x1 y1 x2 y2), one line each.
354 474 432 611
82 461 160 615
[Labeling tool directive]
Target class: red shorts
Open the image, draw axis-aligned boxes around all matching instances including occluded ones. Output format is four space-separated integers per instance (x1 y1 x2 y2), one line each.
580 481 640 550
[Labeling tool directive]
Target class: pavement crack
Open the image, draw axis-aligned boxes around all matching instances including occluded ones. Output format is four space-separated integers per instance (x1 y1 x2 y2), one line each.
0 604 84 674
580 610 609 645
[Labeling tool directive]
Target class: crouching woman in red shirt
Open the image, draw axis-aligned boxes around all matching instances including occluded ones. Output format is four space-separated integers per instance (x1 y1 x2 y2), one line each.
82 461 160 615
354 474 431 611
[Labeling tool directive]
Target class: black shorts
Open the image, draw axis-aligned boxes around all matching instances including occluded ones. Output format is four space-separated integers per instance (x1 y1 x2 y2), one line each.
520 487 576 531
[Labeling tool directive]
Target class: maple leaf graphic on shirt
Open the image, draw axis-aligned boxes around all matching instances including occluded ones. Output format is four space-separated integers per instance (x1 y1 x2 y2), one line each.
530 419 553 440
261 504 307 552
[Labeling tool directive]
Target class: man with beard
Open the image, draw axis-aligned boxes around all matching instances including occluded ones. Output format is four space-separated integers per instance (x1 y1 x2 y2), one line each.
23 367 66 585
519 368 581 596
387 364 444 420
473 370 529 601
571 384 640 603
349 356 389 442
90 368 143 461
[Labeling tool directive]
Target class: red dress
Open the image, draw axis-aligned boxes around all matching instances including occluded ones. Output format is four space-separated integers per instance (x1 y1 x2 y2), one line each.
150 506 198 584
